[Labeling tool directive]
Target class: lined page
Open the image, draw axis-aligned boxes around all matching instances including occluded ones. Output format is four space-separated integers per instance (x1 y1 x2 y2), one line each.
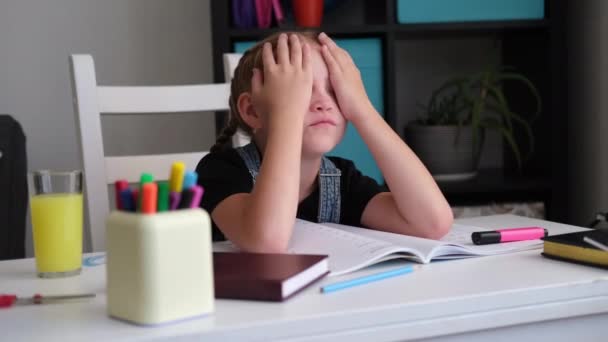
212 220 567 276
324 222 441 262
213 220 426 276
288 220 426 276
325 223 547 261
432 223 544 258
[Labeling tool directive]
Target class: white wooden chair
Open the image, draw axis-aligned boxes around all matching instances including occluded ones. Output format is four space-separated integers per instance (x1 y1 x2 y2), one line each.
223 53 242 80
70 53 245 252
222 53 250 146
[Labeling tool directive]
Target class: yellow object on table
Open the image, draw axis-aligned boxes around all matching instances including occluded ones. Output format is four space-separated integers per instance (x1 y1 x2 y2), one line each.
28 170 83 278
31 193 83 275
106 208 214 325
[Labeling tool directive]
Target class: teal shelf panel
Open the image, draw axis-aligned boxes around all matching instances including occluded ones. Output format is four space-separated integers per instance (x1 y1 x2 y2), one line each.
396 0 544 24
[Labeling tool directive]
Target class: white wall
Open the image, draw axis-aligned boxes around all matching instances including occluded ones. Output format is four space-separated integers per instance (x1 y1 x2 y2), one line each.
0 0 215 256
567 0 608 226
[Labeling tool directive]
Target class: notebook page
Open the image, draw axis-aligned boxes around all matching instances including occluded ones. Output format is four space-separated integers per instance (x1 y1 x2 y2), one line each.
323 223 441 262
213 219 427 276
288 220 430 276
431 223 545 259
324 223 545 261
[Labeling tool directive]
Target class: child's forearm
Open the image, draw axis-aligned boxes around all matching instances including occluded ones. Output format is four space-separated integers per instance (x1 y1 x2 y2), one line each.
317 32 450 237
214 33 312 252
240 115 304 252
352 108 453 236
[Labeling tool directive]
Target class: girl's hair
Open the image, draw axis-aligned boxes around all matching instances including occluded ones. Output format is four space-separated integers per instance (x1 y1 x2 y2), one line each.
210 31 318 153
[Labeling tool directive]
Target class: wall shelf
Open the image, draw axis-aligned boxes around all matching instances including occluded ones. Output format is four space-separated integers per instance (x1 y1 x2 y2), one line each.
228 19 549 40
210 0 568 221
438 168 551 206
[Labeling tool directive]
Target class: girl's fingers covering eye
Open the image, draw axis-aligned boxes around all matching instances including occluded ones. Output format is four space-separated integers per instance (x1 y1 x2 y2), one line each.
321 44 340 73
319 32 350 63
262 42 276 69
290 34 302 67
277 33 290 65
318 32 338 50
302 42 311 70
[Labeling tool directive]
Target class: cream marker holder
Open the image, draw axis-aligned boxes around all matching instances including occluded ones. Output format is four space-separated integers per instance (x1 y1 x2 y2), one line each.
105 208 214 325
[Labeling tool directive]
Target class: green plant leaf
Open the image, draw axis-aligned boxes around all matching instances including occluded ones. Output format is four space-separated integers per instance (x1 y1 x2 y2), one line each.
485 85 514 132
497 72 543 121
420 77 471 125
416 64 542 170
486 103 536 159
480 117 523 169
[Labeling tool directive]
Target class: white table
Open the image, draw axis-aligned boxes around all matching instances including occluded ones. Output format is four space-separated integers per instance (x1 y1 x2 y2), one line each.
1 214 607 342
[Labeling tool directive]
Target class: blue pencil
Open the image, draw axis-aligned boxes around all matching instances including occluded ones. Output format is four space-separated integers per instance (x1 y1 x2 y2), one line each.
321 265 416 294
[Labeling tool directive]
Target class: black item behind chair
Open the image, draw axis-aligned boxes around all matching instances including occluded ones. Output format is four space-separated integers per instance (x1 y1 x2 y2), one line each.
0 115 27 260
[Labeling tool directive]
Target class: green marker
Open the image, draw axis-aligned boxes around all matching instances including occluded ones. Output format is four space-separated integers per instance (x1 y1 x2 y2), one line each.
138 173 154 211
157 181 170 212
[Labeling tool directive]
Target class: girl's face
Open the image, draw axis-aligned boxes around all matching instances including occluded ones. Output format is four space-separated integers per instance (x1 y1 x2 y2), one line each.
301 46 346 157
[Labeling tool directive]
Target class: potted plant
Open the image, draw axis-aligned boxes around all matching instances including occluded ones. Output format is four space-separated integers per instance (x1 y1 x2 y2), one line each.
404 66 541 181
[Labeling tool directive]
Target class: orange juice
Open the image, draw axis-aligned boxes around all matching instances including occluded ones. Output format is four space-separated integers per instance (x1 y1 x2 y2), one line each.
30 193 83 274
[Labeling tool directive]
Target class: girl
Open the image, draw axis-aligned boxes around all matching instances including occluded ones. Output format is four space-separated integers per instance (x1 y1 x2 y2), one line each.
196 32 453 252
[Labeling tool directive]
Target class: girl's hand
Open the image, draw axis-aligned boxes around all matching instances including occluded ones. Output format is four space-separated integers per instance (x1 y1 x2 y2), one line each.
318 32 375 124
251 33 313 129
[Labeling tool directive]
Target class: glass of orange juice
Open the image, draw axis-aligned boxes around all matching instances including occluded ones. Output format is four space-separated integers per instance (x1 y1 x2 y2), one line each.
28 170 83 278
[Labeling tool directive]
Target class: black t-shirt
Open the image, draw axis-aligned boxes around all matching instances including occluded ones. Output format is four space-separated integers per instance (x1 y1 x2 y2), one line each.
196 147 386 241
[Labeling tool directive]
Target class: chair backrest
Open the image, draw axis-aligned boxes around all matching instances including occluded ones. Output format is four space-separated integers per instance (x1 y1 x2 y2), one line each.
70 54 241 252
223 53 242 81
222 53 251 147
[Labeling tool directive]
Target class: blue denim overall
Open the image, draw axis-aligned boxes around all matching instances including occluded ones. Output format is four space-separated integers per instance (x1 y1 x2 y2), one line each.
236 142 341 223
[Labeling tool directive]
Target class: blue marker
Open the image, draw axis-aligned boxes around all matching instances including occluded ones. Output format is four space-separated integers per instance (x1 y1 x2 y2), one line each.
182 171 198 191
119 189 136 212
321 265 416 294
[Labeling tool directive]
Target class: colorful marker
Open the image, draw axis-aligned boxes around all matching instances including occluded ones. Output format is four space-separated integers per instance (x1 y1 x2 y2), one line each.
119 188 135 212
157 181 170 212
190 185 204 208
169 162 185 210
178 188 194 209
182 171 198 191
141 183 158 214
472 227 548 245
131 189 139 212
138 173 154 210
114 180 129 210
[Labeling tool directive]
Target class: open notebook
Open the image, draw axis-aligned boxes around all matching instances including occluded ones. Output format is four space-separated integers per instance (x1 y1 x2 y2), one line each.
213 219 546 276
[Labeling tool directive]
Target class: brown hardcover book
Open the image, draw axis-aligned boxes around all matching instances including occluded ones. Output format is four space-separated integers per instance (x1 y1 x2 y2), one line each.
542 230 608 269
213 252 329 301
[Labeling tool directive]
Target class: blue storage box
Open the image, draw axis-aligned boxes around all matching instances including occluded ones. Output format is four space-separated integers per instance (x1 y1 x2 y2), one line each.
397 0 545 24
233 38 385 184
330 39 384 184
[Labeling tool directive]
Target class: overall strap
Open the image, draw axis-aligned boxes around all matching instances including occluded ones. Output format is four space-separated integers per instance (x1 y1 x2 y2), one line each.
235 142 342 223
318 156 341 223
235 142 261 182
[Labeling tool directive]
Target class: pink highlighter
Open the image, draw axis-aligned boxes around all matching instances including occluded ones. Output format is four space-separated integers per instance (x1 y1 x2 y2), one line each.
472 227 548 245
